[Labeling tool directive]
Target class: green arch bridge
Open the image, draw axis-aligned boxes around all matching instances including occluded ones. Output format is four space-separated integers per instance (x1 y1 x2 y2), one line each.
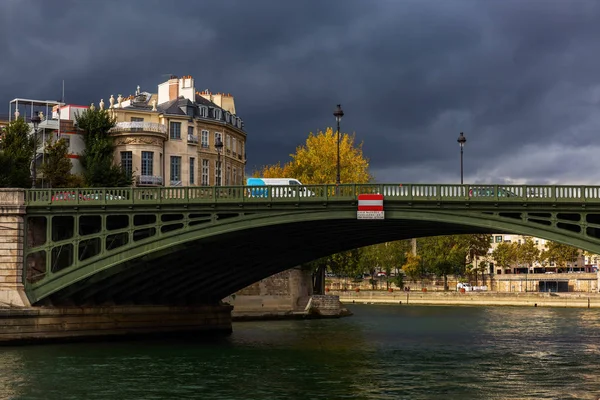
20 183 600 306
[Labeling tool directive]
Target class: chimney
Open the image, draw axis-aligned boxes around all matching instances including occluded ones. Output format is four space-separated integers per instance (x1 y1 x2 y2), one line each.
169 76 179 101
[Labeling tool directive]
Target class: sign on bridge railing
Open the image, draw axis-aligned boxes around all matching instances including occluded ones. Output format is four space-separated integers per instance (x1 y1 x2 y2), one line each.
357 194 384 220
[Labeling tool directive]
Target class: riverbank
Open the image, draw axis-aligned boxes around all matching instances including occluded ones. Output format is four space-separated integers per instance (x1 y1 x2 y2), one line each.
333 290 600 308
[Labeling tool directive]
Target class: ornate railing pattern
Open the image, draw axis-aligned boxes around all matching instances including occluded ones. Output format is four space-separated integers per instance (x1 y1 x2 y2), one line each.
109 122 167 134
22 183 600 206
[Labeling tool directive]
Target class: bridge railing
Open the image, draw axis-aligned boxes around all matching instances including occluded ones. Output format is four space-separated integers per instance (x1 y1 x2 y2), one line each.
23 184 600 206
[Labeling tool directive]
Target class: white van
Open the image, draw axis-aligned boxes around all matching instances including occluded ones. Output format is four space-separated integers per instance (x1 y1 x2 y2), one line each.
246 178 313 197
456 282 473 291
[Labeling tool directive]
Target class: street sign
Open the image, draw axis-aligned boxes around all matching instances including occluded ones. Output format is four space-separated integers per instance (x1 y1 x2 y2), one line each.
357 194 384 220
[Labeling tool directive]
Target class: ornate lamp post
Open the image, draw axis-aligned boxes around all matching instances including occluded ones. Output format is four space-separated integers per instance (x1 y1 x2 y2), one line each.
30 113 41 189
215 136 223 186
333 104 344 185
457 132 466 184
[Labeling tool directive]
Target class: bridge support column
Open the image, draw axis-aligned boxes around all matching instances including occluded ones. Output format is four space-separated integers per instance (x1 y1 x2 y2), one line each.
0 189 29 307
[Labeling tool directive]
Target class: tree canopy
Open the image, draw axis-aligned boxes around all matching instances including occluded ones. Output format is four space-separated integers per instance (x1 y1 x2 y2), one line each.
39 137 73 188
255 127 372 184
76 109 131 187
0 118 36 188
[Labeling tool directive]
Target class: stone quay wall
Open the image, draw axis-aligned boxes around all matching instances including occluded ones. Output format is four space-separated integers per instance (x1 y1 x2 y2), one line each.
0 305 233 344
334 290 600 308
0 189 28 307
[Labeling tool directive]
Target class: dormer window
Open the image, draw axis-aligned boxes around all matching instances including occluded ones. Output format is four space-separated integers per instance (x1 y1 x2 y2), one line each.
225 112 231 123
214 109 222 120
199 106 208 118
237 118 243 129
186 107 194 117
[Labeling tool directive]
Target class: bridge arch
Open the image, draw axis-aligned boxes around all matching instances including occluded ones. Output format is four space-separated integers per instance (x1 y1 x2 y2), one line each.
25 207 600 306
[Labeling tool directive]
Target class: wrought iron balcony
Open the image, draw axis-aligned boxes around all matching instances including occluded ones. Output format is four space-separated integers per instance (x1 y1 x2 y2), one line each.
110 122 167 134
187 134 198 144
136 175 163 186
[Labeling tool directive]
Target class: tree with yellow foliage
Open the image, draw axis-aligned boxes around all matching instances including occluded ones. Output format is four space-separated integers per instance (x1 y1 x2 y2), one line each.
255 128 372 184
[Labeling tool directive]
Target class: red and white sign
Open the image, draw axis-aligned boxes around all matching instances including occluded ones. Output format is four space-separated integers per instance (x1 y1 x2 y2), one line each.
357 194 384 219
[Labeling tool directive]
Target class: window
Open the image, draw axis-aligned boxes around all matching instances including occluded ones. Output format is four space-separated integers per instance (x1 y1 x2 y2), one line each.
226 135 231 150
214 132 222 146
495 236 502 243
200 107 208 118
233 167 237 185
188 126 194 136
214 109 222 120
225 112 231 123
215 159 222 186
131 117 144 122
170 156 181 183
201 130 209 147
169 122 181 140
232 137 237 154
121 151 132 176
518 239 521 244
141 151 153 176
489 236 494 243
201 159 209 186
186 107 194 117
189 157 195 185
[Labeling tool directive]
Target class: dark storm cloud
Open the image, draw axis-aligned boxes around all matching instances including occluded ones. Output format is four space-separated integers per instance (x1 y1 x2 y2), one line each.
2 0 600 184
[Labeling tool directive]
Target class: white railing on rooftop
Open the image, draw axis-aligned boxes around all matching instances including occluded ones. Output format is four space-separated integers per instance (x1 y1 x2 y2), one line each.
110 122 167 134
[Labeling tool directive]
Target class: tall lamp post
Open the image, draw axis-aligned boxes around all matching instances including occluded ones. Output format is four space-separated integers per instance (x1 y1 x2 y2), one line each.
333 104 344 186
30 114 41 189
215 136 223 186
457 132 466 184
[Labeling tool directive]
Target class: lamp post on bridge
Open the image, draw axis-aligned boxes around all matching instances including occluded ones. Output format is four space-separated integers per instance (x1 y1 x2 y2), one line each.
30 113 41 189
457 132 466 184
215 136 223 187
334 104 344 186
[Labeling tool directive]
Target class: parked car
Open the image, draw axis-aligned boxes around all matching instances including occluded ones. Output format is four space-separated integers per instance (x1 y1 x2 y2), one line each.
456 282 473 291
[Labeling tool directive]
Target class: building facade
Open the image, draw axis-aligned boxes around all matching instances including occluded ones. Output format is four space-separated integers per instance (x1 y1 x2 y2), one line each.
105 75 246 187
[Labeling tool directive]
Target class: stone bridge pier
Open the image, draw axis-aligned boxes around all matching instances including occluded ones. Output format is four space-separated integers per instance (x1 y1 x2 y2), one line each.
0 189 29 307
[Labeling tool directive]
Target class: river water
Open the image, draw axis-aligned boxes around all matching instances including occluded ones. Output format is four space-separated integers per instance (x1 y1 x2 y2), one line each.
1 304 600 399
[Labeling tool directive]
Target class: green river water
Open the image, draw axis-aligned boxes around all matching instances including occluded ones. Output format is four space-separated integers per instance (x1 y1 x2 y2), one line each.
1 304 599 399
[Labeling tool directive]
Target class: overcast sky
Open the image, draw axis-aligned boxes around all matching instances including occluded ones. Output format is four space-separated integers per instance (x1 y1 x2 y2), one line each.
2 0 600 185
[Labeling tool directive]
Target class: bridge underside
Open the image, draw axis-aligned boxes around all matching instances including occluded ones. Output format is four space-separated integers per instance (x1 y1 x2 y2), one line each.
39 218 496 306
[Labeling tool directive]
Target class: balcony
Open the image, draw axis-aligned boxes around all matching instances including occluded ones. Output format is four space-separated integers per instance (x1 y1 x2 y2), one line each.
187 134 198 145
110 122 167 134
136 175 163 186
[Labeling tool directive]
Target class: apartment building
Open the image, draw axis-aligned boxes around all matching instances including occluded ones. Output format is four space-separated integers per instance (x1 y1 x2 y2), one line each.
6 99 87 183
105 75 246 187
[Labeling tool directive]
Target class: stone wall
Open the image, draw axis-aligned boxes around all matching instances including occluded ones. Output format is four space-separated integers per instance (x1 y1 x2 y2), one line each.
225 267 313 317
0 189 28 307
306 295 342 316
0 304 233 344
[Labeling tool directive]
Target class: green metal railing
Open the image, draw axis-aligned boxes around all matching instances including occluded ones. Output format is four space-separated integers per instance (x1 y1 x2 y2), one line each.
23 184 600 206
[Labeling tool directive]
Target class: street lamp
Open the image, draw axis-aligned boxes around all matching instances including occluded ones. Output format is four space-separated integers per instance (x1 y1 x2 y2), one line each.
457 132 466 184
30 113 41 189
215 136 223 186
333 104 344 186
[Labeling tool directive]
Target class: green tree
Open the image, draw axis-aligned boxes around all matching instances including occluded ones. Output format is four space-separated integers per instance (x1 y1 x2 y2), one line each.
418 235 470 290
0 118 36 188
516 237 540 272
77 108 131 187
402 252 423 282
543 241 580 272
39 137 72 188
491 241 516 272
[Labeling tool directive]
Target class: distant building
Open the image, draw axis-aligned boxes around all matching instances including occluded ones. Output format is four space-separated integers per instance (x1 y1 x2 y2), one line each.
483 234 592 274
104 75 247 187
6 99 87 184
